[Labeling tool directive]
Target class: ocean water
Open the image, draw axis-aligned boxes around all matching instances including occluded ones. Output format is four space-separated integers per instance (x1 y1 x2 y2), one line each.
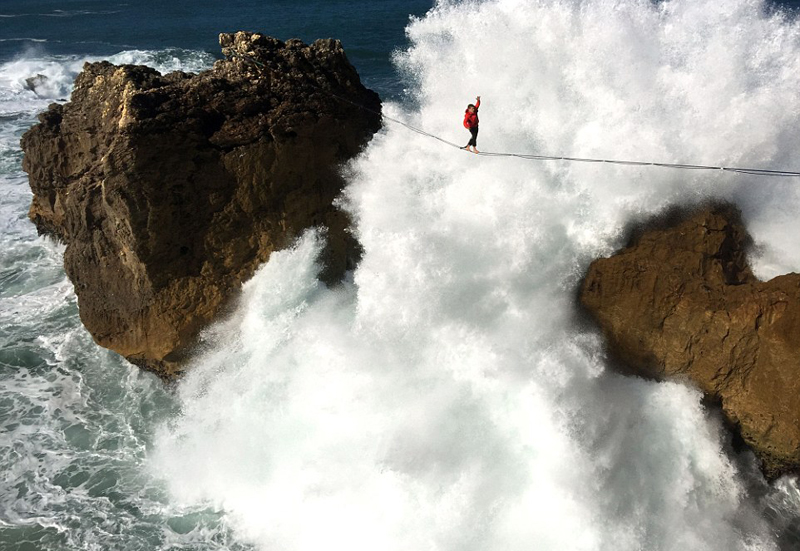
3 0 800 549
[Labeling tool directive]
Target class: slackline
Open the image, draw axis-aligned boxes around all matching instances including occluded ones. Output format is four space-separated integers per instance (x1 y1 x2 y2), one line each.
233 52 800 178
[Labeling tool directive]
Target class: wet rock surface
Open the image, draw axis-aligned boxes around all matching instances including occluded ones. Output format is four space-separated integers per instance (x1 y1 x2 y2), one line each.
581 204 800 479
21 31 381 379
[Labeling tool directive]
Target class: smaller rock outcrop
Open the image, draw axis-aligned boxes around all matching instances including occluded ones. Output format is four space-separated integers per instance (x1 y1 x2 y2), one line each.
21 32 381 380
580 204 800 479
24 74 48 94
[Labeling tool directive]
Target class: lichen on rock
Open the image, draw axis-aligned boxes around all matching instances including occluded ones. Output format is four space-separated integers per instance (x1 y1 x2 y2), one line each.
21 31 381 380
580 204 800 479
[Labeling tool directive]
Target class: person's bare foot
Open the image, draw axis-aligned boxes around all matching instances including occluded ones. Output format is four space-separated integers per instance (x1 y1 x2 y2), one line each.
473 148 480 154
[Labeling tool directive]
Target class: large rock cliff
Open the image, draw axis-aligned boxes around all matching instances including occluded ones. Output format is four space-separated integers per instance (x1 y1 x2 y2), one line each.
21 32 381 379
580 205 800 479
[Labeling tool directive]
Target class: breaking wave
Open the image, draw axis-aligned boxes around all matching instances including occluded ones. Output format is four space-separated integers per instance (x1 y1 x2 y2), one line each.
151 1 800 550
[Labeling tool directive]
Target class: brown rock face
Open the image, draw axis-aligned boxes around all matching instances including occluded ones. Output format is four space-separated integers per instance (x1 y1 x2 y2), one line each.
580 204 800 479
21 32 381 379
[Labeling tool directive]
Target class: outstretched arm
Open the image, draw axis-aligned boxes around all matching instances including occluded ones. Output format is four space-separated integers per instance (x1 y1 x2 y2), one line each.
475 96 481 110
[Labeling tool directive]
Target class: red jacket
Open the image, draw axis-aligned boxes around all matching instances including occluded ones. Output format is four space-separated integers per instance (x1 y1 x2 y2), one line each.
463 98 480 129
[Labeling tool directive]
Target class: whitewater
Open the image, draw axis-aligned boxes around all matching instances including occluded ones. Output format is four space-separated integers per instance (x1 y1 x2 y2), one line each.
151 0 800 549
4 0 800 549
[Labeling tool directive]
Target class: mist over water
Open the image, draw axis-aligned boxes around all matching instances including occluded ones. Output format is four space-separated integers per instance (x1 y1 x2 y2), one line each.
151 1 800 550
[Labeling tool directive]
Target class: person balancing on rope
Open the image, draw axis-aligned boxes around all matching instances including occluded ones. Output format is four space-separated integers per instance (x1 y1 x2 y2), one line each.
462 95 481 153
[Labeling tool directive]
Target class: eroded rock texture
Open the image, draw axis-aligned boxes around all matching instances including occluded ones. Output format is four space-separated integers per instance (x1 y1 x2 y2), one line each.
581 204 800 479
21 31 381 379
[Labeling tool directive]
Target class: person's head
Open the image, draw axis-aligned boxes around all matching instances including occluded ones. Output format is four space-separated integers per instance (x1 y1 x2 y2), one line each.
467 104 476 113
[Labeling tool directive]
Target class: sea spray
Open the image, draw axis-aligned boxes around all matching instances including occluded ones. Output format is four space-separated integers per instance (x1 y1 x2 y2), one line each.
152 1 800 549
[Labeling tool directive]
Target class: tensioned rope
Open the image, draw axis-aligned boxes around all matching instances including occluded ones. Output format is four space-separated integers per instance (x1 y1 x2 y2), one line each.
233 52 800 178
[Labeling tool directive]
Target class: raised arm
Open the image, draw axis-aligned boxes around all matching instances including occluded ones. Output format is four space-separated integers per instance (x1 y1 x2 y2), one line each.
475 96 481 110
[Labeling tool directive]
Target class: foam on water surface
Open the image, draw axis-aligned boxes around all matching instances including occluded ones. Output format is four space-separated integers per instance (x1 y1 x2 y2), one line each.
0 46 254 550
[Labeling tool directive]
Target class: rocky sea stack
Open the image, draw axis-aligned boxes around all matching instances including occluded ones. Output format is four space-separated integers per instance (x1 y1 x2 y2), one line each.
21 32 381 379
580 204 800 479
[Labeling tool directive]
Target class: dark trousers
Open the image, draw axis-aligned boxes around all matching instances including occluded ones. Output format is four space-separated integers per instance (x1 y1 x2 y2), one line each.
466 126 478 147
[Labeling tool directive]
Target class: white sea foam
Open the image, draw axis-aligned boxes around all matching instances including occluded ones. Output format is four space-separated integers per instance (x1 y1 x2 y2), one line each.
151 1 800 549
0 48 215 118
0 44 229 550
106 49 217 75
0 10 123 19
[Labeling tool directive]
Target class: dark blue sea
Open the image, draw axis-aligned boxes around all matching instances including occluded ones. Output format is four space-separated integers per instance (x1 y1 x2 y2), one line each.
4 1 800 550
0 0 434 98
